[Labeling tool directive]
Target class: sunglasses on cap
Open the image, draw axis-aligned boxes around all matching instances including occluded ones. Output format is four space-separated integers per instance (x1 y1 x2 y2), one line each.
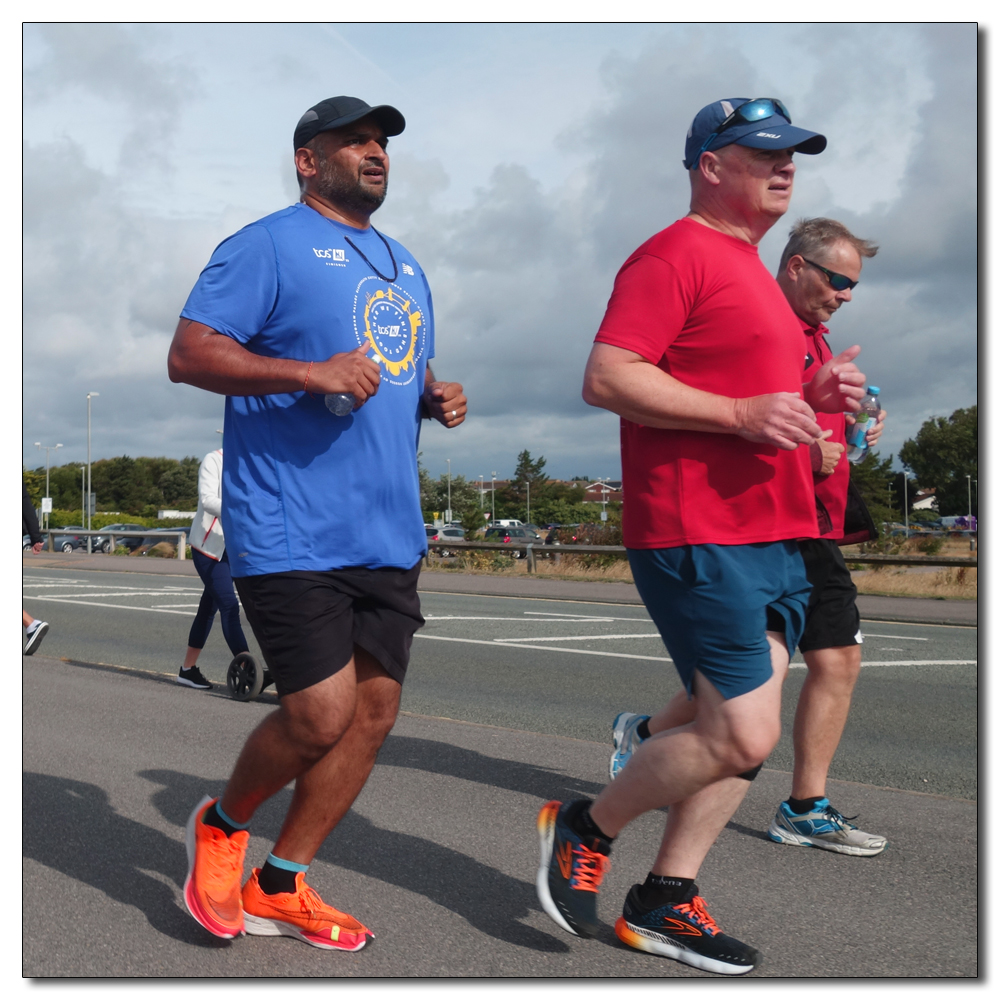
690 98 792 168
801 257 859 292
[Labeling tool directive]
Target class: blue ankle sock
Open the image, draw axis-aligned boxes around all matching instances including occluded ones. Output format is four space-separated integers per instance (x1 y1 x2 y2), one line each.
258 854 309 895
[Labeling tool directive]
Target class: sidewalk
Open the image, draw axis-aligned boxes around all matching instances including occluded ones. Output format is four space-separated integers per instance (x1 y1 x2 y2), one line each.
24 553 977 626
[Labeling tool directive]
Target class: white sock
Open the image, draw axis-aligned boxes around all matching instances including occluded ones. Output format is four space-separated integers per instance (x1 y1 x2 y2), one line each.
28 619 42 631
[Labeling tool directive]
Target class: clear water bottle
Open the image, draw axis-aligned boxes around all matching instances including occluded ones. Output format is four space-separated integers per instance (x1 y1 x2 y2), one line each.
846 386 881 464
324 393 356 416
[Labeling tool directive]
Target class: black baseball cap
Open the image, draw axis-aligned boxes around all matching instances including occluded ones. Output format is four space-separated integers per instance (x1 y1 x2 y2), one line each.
293 96 405 149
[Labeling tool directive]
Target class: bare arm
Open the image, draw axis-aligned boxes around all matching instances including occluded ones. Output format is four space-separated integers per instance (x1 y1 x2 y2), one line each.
582 342 822 450
167 319 381 401
421 365 467 428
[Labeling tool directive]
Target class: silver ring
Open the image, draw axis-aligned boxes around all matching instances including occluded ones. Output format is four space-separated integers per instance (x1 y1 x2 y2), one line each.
451 410 457 418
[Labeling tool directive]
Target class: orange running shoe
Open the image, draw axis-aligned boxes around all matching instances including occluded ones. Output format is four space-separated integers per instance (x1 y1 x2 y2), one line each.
242 868 373 952
183 795 249 939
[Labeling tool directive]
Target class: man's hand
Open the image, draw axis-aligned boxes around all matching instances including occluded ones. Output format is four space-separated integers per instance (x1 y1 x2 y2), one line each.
309 344 381 407
31 541 44 554
803 345 867 413
733 392 822 450
810 429 844 476
423 380 467 428
864 408 887 446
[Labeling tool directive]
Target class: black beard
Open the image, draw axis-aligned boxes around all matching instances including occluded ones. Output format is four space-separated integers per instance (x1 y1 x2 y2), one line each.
313 156 387 214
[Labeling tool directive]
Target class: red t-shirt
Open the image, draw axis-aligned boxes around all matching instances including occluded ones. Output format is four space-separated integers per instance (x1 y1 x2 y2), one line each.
801 319 849 539
594 218 818 549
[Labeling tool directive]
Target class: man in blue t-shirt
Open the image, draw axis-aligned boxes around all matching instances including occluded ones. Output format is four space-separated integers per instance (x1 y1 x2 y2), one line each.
168 96 467 952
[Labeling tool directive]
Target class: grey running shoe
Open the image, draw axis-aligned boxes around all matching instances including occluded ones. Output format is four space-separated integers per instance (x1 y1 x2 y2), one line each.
610 712 649 781
768 798 887 856
177 665 213 690
23 621 49 656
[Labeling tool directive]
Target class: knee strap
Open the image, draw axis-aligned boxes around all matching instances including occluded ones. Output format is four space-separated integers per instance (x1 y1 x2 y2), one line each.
736 763 762 781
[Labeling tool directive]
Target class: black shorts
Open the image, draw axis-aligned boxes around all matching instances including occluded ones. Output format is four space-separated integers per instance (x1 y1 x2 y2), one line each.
797 538 861 652
234 563 424 697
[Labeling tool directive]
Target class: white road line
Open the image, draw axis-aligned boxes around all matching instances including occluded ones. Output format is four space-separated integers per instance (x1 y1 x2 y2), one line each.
23 597 194 616
24 591 203 599
523 611 650 622
424 616 614 622
790 659 975 669
862 634 929 641
414 633 672 662
501 633 661 643
152 604 203 609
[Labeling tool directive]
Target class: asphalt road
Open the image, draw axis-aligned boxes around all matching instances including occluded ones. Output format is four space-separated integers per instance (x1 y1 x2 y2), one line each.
22 565 978 978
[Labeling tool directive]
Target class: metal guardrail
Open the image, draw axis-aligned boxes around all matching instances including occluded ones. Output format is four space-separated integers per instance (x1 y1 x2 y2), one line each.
425 540 978 574
33 529 188 559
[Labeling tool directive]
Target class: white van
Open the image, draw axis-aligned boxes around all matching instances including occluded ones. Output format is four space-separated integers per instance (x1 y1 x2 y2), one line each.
491 519 524 527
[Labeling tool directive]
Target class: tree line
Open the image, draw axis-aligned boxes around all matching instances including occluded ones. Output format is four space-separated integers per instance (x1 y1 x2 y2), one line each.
23 405 976 532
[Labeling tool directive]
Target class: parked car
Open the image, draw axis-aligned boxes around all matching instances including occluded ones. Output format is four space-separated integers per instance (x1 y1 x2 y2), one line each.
428 525 466 557
52 526 88 553
484 525 534 558
92 522 150 554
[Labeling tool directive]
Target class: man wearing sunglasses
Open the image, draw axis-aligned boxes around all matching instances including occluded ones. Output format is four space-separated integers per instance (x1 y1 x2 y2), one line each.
768 218 887 854
535 98 868 975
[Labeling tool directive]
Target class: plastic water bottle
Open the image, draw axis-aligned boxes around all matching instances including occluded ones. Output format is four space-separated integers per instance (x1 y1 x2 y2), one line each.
846 386 881 464
324 393 356 416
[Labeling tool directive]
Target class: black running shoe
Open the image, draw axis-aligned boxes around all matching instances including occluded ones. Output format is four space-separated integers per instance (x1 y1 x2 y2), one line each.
536 799 611 938
261 670 274 692
615 883 760 976
23 621 49 656
177 665 213 690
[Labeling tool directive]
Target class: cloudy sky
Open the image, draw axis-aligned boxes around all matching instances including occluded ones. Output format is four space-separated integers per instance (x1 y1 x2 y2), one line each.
21 21 978 484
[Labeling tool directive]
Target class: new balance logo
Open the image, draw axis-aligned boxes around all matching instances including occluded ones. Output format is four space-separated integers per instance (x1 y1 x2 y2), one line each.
402 263 415 276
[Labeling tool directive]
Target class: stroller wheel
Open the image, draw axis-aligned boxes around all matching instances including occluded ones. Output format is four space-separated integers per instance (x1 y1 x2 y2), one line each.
227 652 264 702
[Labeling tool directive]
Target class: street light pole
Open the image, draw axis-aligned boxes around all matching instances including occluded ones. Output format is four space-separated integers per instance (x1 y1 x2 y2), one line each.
86 392 100 549
903 474 909 539
491 471 496 525
34 441 62 528
446 458 452 523
526 482 530 526
966 474 972 520
479 475 484 509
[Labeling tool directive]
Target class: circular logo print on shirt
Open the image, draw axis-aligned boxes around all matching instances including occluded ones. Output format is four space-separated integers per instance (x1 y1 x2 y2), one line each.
352 277 426 386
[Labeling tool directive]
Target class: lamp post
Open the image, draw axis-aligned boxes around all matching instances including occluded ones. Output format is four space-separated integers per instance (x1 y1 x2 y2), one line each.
80 465 86 525
526 481 530 526
491 471 496 525
86 392 100 549
446 458 452 524
903 474 909 539
34 441 62 528
479 475 484 509
966 474 972 520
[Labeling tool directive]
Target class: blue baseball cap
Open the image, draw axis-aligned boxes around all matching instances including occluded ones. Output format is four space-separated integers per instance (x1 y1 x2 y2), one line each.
683 98 827 171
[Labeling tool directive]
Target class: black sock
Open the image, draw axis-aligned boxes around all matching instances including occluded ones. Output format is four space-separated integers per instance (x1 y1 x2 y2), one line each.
202 801 243 838
257 860 299 895
636 873 695 909
788 796 824 814
565 799 614 844
636 718 651 740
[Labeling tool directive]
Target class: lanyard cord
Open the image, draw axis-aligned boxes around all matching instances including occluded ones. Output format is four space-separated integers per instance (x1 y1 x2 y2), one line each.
344 228 398 283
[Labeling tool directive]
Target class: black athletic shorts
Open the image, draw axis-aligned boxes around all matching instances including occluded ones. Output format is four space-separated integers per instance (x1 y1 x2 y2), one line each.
796 538 861 652
234 563 424 698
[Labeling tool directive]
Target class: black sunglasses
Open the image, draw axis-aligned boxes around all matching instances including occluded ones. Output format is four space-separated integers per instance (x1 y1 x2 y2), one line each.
688 98 792 169
801 257 859 292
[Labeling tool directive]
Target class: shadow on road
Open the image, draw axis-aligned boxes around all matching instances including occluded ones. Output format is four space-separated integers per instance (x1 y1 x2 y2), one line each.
140 768 569 954
375 733 605 801
22 772 230 949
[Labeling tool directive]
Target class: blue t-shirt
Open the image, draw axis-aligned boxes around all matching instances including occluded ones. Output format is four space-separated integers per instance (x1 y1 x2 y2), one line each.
180 202 434 576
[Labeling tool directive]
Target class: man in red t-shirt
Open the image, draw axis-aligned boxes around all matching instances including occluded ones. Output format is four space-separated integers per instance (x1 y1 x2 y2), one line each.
768 218 888 854
534 98 868 976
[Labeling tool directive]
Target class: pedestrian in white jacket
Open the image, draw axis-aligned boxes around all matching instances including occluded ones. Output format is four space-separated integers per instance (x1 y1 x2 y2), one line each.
178 449 252 690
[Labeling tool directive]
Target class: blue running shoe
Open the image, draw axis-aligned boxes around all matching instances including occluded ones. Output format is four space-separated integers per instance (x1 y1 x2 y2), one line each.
610 712 649 781
768 798 887 856
536 800 611 938
615 883 760 976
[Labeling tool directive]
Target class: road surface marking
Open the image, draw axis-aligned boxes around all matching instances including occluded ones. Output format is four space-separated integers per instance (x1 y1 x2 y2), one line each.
500 633 661 643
